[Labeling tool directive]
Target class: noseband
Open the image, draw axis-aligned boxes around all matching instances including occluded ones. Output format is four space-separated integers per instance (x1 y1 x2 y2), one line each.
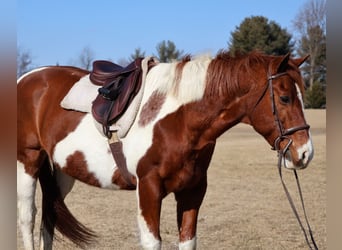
254 72 318 249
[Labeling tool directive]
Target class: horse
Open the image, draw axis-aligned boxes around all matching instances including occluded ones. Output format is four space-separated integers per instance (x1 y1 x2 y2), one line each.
17 51 313 250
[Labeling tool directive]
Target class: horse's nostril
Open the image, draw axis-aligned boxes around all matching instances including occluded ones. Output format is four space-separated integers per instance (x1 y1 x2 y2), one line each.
302 151 307 161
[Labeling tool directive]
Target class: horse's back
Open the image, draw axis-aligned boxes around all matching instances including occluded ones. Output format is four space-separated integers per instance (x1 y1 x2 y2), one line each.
17 66 88 100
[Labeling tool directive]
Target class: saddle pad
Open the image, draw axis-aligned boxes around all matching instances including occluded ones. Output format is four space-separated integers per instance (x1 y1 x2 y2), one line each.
60 74 98 113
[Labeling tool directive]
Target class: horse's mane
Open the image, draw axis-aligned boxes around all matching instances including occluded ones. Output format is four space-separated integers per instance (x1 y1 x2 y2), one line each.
153 50 305 105
205 50 270 98
205 50 306 99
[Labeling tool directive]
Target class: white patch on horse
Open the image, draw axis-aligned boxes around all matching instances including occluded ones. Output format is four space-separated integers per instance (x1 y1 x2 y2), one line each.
17 67 49 84
136 180 161 250
295 83 305 110
136 212 161 250
17 160 37 250
179 237 197 250
147 57 211 103
122 57 211 174
177 57 211 102
122 125 154 175
297 139 314 168
53 114 119 189
295 83 314 168
146 63 177 95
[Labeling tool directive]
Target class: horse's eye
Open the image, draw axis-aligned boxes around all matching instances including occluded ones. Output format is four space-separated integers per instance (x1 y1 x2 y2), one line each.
280 95 290 104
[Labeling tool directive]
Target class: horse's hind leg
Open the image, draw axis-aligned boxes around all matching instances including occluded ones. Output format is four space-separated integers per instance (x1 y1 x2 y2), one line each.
38 169 75 249
17 158 39 250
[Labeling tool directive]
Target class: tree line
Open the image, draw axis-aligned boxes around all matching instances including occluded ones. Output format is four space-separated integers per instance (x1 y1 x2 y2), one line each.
17 0 326 108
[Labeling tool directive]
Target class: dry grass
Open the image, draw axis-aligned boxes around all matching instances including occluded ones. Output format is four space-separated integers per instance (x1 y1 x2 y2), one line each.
17 109 326 249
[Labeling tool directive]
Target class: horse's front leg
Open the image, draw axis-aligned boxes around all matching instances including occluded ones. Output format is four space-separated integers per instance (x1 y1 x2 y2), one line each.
175 142 214 250
137 173 164 250
175 178 207 250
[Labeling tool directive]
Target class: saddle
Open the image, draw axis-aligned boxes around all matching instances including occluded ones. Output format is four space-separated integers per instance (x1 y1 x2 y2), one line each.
89 57 157 188
90 58 143 137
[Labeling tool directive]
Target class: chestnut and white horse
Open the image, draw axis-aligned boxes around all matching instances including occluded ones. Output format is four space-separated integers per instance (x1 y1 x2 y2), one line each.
17 51 313 249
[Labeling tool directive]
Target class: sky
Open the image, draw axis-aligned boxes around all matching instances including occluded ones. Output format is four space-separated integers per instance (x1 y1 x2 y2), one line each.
17 0 307 67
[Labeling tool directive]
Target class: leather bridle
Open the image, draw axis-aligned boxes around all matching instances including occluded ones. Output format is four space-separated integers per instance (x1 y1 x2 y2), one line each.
267 72 310 165
253 71 318 249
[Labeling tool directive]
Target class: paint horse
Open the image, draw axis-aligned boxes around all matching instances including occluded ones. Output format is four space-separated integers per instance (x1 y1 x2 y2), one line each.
17 51 313 250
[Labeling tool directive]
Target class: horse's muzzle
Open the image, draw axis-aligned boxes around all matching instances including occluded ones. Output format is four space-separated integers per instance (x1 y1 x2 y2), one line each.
274 133 314 170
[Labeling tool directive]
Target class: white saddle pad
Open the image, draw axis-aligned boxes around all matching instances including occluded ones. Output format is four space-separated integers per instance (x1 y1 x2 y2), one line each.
60 74 97 113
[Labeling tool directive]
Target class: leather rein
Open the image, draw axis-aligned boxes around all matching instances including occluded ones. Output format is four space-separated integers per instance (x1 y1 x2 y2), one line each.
255 72 318 249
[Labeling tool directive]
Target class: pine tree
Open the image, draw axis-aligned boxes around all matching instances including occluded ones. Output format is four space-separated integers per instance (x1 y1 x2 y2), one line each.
228 16 293 56
129 47 146 61
155 40 183 62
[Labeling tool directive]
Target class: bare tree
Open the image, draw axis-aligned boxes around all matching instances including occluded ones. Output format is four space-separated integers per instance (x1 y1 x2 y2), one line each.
293 0 326 90
78 46 95 70
17 47 33 78
294 0 326 33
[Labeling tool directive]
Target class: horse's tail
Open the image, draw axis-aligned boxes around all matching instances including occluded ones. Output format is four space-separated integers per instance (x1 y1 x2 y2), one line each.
38 156 97 248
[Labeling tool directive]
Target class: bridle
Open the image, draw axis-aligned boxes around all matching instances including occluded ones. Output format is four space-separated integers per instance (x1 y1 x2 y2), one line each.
253 71 318 249
257 71 310 154
270 72 309 156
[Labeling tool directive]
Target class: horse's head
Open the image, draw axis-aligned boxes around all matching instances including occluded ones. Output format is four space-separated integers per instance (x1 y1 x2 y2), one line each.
245 53 313 170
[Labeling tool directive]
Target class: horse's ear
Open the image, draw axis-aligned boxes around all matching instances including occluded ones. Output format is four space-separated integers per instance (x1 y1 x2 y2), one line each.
271 53 290 74
292 55 310 67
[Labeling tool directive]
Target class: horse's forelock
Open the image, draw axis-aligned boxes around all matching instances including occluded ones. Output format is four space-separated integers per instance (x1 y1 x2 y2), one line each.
287 61 306 96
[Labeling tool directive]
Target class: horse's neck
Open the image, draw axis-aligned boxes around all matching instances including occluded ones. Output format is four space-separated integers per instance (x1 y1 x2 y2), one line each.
184 93 248 148
210 97 249 138
195 56 270 141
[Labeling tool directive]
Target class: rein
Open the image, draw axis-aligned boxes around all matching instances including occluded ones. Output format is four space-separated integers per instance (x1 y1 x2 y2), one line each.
257 72 318 249
277 159 319 249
